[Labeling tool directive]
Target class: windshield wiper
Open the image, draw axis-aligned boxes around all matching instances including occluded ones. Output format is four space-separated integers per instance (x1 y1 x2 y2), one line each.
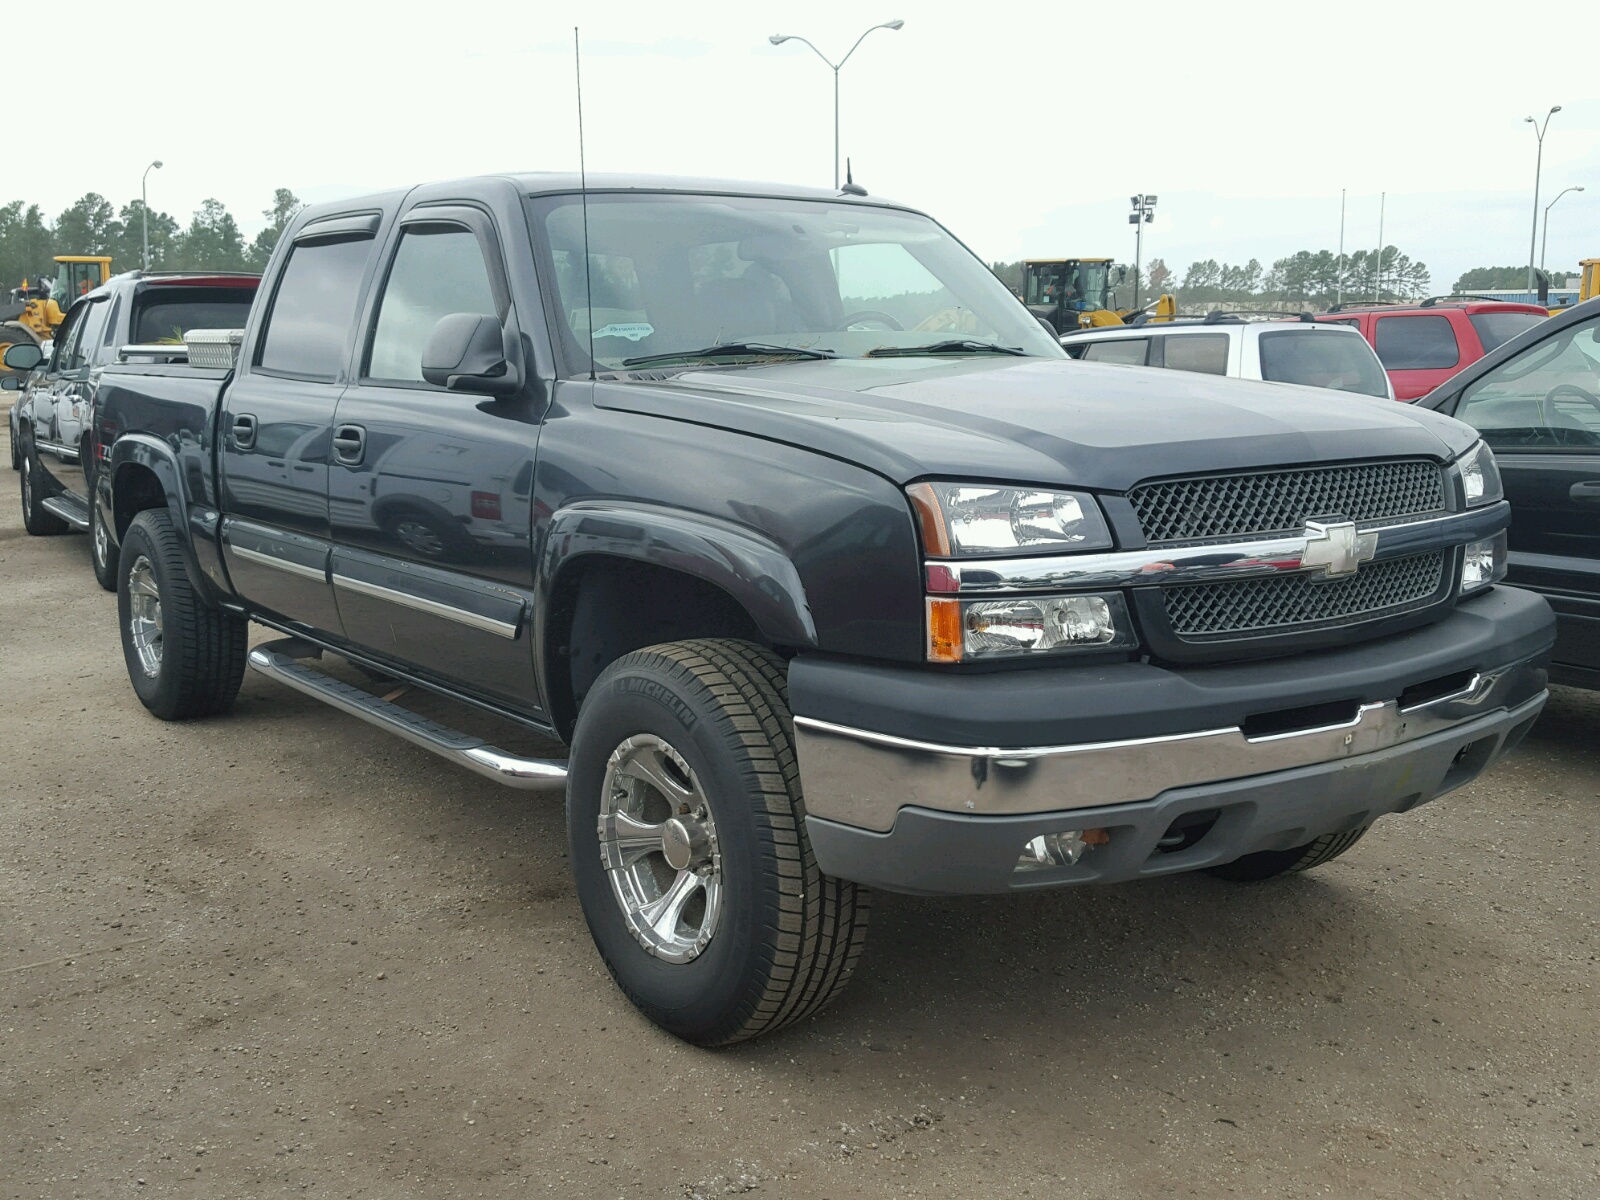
621 342 839 368
866 339 1028 358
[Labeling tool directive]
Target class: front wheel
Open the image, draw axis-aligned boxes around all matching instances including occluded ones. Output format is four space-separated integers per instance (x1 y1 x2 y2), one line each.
90 499 119 592
568 639 870 1046
1206 825 1370 882
20 440 67 536
118 508 248 720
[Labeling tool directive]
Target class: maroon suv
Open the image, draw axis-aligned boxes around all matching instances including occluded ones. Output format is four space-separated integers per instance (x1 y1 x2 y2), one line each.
1317 299 1547 400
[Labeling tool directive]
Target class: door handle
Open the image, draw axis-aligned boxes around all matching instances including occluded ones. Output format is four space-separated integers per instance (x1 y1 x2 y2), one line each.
231 413 257 449
333 424 366 465
1571 481 1600 502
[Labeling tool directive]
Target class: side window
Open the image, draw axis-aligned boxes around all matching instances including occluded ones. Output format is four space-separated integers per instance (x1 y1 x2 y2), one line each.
257 235 376 380
1455 316 1600 452
1374 315 1459 370
368 227 498 383
67 300 113 371
1158 333 1228 375
48 303 88 372
1081 338 1148 365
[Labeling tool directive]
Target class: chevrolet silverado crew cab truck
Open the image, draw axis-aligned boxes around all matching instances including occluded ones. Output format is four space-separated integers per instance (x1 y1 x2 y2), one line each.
90 174 1554 1045
5 270 259 588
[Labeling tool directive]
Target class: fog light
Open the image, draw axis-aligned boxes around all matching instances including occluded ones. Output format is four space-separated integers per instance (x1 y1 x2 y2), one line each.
1460 531 1507 595
1015 828 1108 871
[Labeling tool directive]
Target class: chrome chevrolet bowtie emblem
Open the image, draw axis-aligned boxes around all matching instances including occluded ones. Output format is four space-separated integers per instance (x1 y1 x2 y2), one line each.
1301 520 1377 578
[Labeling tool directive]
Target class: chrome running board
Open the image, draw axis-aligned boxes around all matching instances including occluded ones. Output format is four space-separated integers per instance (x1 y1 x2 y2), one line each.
41 493 90 530
247 639 567 791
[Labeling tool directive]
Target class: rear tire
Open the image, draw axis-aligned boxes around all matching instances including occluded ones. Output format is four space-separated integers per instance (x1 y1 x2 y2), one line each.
118 508 248 720
19 439 68 536
568 639 870 1046
1206 825 1370 882
90 499 119 592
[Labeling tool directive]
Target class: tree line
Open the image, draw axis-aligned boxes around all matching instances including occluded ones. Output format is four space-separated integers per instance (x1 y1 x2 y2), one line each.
1 189 304 291
992 245 1440 310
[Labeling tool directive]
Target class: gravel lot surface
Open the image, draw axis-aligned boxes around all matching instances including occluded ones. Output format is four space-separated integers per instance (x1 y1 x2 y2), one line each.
2 417 1597 1199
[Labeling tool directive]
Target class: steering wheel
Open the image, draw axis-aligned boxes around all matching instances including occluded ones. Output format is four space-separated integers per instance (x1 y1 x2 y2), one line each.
837 310 904 332
1541 383 1600 426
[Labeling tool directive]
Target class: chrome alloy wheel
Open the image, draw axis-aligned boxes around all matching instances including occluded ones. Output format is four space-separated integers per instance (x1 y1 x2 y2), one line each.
598 734 723 963
21 453 34 511
93 508 109 567
126 554 164 678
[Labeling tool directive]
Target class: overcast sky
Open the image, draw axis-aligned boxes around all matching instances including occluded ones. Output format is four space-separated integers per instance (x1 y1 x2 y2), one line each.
33 0 1600 291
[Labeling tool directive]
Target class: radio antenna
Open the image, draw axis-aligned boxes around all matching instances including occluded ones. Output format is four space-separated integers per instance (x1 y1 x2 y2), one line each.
574 27 596 381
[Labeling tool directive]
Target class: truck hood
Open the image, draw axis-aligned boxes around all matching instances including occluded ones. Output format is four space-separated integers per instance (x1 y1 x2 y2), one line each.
595 356 1478 491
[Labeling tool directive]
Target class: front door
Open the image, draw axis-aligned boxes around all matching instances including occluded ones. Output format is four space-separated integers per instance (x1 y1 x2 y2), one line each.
1450 310 1600 679
218 227 379 636
328 207 541 713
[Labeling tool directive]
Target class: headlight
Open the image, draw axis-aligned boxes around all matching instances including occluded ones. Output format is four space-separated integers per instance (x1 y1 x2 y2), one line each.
907 482 1112 556
1458 441 1503 508
1460 531 1507 596
926 592 1136 662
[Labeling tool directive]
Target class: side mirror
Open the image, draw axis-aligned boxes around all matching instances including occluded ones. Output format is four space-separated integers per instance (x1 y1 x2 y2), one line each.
1036 315 1059 338
420 313 520 396
3 342 44 371
1 375 19 391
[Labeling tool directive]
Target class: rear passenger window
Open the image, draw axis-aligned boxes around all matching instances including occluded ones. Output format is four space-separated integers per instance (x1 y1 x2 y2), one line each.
1374 315 1459 370
368 228 498 383
257 236 375 380
1081 338 1148 365
1157 334 1228 375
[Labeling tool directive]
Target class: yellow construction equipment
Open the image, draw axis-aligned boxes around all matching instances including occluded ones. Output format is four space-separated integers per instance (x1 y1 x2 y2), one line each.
1579 258 1599 305
1 255 114 378
1021 258 1176 331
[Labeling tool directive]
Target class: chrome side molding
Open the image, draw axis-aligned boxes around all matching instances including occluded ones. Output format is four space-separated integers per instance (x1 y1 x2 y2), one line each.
247 641 567 791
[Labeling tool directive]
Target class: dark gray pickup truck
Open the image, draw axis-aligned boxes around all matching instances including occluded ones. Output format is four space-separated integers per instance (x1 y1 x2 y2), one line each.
88 173 1554 1044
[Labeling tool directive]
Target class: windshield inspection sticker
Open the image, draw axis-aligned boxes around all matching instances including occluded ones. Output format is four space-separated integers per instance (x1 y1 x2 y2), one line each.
593 323 655 342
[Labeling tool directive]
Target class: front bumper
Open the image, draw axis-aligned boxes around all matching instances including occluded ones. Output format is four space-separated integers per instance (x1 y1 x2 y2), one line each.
790 586 1554 894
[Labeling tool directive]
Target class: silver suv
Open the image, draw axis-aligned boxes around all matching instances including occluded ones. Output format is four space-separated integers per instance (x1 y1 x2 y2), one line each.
1061 314 1396 400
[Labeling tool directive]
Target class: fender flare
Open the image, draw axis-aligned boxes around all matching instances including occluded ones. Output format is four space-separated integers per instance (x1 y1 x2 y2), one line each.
108 433 221 603
537 500 818 653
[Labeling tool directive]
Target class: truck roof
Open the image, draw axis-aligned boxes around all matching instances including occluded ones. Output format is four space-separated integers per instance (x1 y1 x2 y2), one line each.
290 174 920 229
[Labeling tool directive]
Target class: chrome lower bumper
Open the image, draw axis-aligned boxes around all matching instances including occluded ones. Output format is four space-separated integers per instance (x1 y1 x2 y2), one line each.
793 653 1547 834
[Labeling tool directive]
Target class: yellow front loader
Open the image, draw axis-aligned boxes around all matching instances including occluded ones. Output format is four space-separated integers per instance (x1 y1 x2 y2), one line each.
1 256 114 379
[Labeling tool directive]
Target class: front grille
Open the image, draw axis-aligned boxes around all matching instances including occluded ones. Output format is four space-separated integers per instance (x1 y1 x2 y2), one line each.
1162 550 1447 639
1130 460 1445 545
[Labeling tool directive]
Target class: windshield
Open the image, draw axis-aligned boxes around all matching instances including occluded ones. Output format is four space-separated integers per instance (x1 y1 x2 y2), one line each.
1469 312 1545 354
1258 329 1390 398
1024 261 1108 312
534 193 1062 372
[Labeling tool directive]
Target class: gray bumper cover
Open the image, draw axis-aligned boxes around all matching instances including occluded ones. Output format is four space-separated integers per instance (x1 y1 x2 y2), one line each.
803 690 1544 895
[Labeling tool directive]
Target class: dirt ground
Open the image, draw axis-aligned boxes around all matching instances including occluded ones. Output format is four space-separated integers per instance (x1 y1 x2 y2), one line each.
2 417 1597 1199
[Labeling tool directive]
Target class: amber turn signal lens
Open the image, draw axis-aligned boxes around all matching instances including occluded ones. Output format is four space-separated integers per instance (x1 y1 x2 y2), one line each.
906 482 952 557
926 598 963 663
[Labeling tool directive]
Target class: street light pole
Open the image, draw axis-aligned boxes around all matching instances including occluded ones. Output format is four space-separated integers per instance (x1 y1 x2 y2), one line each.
1540 185 1584 275
769 21 905 189
141 160 164 271
1129 194 1156 309
1525 106 1562 294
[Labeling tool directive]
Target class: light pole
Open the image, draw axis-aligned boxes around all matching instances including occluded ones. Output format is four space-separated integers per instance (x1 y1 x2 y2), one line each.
1525 106 1561 294
141 160 164 271
1129 194 1156 309
1540 185 1584 276
769 20 904 190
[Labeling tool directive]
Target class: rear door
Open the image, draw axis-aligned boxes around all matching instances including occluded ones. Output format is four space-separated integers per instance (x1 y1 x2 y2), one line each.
218 213 382 636
1445 310 1600 680
1373 313 1462 399
327 202 541 711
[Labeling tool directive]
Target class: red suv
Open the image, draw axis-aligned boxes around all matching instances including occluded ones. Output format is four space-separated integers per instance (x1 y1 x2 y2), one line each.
1316 299 1547 400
